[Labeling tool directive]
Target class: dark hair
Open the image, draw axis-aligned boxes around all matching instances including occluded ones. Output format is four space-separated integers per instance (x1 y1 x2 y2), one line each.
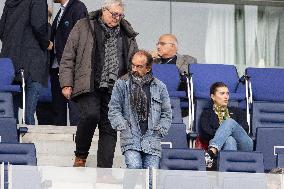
132 50 153 67
210 82 228 95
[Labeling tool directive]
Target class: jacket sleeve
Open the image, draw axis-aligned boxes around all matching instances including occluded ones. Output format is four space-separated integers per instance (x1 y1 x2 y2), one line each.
127 37 139 63
177 55 197 74
200 110 216 139
154 83 172 138
30 0 49 50
108 80 130 131
0 6 8 41
59 21 81 88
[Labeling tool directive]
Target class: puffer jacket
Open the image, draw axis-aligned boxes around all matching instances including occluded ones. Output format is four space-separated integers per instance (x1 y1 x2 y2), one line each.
108 76 172 157
59 10 138 98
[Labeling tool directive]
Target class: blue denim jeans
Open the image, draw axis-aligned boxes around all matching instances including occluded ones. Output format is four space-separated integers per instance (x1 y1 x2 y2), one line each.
209 118 253 151
124 150 160 189
25 76 42 125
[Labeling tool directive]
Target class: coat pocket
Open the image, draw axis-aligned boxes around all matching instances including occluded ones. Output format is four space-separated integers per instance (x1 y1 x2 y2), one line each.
120 127 134 147
152 96 162 113
141 134 162 152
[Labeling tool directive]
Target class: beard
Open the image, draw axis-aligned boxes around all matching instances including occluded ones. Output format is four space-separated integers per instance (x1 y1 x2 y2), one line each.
53 0 61 3
131 71 139 77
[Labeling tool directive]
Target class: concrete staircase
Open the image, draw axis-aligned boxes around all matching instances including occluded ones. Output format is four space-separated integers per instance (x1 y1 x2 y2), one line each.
19 125 125 168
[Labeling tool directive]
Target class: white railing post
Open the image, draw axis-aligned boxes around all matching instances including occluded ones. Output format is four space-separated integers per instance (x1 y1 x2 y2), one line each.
20 69 25 125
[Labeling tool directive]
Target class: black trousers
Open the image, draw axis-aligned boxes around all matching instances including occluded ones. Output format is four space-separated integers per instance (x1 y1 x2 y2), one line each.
75 89 117 168
50 68 80 126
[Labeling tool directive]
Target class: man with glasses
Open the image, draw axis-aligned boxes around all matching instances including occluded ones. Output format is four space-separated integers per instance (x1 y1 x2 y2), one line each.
152 34 197 75
152 34 197 117
59 0 138 167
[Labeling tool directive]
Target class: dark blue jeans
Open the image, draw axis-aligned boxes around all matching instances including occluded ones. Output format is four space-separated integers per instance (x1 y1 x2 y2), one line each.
13 76 42 124
25 76 42 125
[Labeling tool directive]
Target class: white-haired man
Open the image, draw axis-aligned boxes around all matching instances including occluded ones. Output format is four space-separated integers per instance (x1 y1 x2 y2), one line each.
59 0 138 167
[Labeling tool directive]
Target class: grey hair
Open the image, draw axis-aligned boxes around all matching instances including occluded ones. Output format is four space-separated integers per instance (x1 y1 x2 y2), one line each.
160 34 179 47
102 0 125 9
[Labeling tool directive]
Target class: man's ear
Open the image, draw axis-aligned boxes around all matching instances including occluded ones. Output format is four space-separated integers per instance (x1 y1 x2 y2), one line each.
211 94 215 102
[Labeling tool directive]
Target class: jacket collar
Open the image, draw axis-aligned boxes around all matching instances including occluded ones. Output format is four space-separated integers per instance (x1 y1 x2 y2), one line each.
121 73 159 87
88 10 138 38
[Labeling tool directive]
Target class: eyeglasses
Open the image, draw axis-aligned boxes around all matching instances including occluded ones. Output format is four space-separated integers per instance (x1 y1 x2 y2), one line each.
156 42 175 46
105 8 125 19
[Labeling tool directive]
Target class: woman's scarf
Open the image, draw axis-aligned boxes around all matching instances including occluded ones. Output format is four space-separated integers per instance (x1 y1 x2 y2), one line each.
213 104 230 124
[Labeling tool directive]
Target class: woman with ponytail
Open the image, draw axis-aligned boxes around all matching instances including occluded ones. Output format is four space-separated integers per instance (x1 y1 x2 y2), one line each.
200 82 253 168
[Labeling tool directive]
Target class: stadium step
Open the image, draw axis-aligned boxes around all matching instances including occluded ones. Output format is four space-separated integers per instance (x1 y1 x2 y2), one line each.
19 125 125 168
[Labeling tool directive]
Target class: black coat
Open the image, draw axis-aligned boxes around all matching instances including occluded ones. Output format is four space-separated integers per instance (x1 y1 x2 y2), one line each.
0 0 50 85
50 0 87 65
200 106 249 141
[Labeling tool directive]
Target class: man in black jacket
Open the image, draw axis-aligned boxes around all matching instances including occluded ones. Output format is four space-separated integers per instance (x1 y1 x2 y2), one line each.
50 0 87 126
0 0 53 124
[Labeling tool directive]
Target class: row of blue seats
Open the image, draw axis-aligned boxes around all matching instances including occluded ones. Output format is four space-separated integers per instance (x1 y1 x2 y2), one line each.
162 122 284 171
161 149 266 172
0 91 37 188
1 58 284 172
153 63 284 172
0 92 283 174
153 63 284 137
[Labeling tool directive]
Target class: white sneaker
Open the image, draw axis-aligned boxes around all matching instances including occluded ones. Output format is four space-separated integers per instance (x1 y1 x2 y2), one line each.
205 152 213 168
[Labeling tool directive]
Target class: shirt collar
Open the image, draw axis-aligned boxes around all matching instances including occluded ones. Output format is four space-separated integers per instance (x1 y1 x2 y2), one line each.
161 55 177 64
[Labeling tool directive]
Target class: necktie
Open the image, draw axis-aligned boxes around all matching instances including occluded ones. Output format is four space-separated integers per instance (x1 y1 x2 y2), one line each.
56 7 64 28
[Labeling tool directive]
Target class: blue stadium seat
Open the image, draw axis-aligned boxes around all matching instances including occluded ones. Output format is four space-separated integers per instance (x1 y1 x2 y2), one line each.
0 143 36 165
161 123 188 149
188 63 245 146
256 127 284 171
189 63 245 101
152 64 190 126
0 118 18 143
218 151 264 173
160 148 206 171
0 143 37 189
170 98 183 124
277 153 284 168
152 64 186 98
0 92 27 140
0 58 21 92
246 67 284 137
36 78 54 125
0 92 14 118
38 78 52 103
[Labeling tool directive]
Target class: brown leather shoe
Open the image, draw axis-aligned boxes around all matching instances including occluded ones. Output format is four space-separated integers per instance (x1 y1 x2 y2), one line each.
73 157 86 167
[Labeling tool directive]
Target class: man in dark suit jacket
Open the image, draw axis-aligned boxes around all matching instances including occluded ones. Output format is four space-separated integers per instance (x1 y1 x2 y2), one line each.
0 0 53 125
50 0 87 126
